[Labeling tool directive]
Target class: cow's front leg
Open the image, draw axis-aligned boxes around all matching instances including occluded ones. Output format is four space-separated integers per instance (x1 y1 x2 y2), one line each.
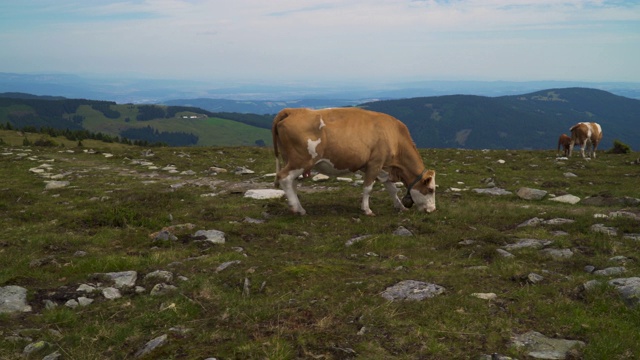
361 182 376 216
383 180 407 211
278 168 306 215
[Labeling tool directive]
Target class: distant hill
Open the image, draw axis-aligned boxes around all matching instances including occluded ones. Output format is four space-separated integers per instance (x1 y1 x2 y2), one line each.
1 88 638 150
0 93 272 147
360 87 640 151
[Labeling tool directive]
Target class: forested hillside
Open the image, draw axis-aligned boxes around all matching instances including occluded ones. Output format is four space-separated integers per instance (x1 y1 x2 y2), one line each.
361 88 640 150
0 93 272 147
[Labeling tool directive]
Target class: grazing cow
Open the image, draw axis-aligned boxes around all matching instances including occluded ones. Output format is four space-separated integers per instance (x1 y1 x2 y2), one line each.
557 134 571 157
272 107 436 216
569 122 603 158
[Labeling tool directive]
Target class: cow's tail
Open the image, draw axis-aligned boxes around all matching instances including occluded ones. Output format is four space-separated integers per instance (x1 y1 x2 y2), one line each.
272 109 291 187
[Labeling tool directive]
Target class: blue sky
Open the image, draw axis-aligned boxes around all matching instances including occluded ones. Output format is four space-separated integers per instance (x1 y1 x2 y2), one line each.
1 0 639 84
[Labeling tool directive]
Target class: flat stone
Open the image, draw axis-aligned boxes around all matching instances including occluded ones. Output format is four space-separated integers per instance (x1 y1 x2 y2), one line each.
593 267 626 276
503 238 553 251
497 249 515 258
473 188 512 196
381 280 445 301
244 189 285 200
608 277 640 307
549 194 580 204
44 181 70 190
511 331 585 359
516 187 547 200
134 334 168 358
194 229 226 244
150 283 177 296
145 270 173 283
393 226 413 236
312 174 330 181
591 224 618 236
102 287 122 300
471 293 497 300
345 235 371 247
100 271 138 289
0 286 32 314
540 248 574 259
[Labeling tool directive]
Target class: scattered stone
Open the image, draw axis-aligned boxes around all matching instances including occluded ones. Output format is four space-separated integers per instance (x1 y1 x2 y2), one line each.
97 271 138 289
609 256 631 264
563 172 577 177
503 238 553 251
381 280 445 301
458 239 476 245
74 250 88 257
608 277 640 307
234 166 254 175
134 334 168 358
393 226 413 236
527 273 545 284
497 249 515 258
473 188 512 196
336 177 353 182
150 283 177 296
29 255 58 268
216 260 241 273
540 248 574 259
44 180 70 190
43 300 57 310
65 299 79 309
102 287 122 300
42 351 62 360
77 284 96 293
511 331 585 359
244 217 265 224
345 235 371 247
544 218 575 225
584 265 596 274
590 224 618 236
609 211 639 220
0 285 32 314
194 229 226 244
23 341 51 357
78 297 94 306
471 293 497 300
244 189 285 200
516 187 547 200
593 267 626 276
517 217 543 227
145 270 174 283
549 194 580 204
153 230 178 242
312 173 330 181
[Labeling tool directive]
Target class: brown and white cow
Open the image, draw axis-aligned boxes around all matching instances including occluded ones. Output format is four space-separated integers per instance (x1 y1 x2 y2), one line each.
569 122 603 158
272 107 436 216
557 133 571 157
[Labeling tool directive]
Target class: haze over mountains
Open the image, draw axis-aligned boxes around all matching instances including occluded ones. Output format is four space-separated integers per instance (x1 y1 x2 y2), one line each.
1 73 639 151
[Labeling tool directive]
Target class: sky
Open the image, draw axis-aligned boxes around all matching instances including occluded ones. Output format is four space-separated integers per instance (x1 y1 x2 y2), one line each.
1 0 639 85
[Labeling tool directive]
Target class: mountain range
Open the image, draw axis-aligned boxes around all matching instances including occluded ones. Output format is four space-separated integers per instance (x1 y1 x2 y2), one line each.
1 87 638 151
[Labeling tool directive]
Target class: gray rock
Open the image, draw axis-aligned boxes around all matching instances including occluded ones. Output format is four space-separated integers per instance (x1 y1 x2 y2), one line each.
516 187 547 200
593 267 626 276
608 277 640 307
42 351 62 360
590 224 618 236
584 265 596 273
244 189 285 199
544 218 575 225
23 341 51 357
549 194 581 204
150 283 177 296
381 280 445 301
511 331 585 359
235 166 255 175
153 230 177 241
98 271 138 289
145 270 174 283
216 260 241 273
527 273 545 284
0 285 32 314
563 172 578 177
497 249 515 258
194 229 226 244
134 334 168 358
77 297 94 306
345 235 371 247
102 287 122 300
517 217 544 227
44 180 70 190
77 284 97 293
582 280 602 290
473 188 512 196
503 238 553 251
65 299 79 309
393 226 413 236
540 248 574 259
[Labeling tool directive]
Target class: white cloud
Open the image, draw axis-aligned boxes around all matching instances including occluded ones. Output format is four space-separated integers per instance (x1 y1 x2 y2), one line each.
1 0 639 82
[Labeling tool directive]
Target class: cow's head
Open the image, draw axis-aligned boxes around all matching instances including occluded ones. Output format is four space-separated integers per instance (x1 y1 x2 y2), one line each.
402 170 436 213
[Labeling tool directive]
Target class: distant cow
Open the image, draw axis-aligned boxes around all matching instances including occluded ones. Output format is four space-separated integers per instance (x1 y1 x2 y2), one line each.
569 122 603 158
557 134 571 157
272 107 436 216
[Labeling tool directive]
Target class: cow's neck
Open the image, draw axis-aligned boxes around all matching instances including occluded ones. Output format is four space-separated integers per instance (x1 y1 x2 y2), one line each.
395 149 426 187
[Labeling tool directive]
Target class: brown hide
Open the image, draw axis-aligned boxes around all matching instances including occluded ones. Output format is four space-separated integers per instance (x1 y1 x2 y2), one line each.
272 107 435 215
569 122 603 158
273 107 424 182
557 134 571 156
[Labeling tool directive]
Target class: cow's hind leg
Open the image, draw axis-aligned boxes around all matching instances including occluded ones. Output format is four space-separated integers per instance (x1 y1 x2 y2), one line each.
277 168 306 215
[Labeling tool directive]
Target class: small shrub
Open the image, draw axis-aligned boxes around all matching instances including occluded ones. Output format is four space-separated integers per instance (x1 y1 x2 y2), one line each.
33 137 58 147
608 139 631 154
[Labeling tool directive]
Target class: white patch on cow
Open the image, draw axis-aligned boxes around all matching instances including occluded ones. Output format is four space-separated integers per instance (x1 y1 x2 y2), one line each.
319 118 326 129
593 122 602 134
307 138 321 159
361 183 375 215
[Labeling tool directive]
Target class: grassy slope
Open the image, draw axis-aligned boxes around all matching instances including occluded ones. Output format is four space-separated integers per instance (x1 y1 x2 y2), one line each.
0 133 639 359
77 104 272 146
